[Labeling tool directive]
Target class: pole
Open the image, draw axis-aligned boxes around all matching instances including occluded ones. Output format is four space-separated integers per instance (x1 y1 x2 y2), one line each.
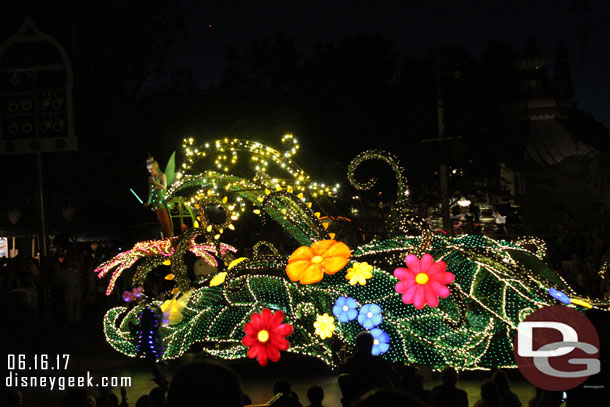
37 152 47 257
435 49 453 235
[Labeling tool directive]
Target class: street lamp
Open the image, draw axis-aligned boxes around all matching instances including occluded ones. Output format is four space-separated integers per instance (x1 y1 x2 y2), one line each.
457 197 471 207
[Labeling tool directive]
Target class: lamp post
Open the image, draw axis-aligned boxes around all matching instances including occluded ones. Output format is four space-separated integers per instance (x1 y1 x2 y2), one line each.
38 153 47 256
62 205 77 245
409 46 466 235
6 208 21 258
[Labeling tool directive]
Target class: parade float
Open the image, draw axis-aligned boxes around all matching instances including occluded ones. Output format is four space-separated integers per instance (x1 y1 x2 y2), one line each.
95 135 609 370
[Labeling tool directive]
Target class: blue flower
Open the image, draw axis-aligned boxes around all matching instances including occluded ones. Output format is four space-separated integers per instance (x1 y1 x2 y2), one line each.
370 328 390 355
358 303 382 329
332 296 359 323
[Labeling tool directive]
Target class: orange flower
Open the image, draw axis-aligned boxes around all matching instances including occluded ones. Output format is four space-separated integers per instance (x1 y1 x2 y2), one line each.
286 240 351 284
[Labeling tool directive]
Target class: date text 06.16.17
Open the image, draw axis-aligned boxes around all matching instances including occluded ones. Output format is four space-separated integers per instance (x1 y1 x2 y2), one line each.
7 354 70 371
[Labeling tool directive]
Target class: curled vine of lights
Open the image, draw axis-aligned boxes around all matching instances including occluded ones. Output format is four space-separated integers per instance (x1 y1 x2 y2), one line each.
96 142 609 370
167 134 336 226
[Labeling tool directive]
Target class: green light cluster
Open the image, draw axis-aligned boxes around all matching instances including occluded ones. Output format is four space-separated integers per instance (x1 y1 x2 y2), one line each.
102 231 608 369
100 148 609 370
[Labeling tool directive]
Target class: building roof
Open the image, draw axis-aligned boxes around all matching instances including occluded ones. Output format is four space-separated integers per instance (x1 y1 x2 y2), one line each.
524 118 594 166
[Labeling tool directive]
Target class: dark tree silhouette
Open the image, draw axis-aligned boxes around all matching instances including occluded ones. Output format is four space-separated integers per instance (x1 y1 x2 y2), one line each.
553 38 574 99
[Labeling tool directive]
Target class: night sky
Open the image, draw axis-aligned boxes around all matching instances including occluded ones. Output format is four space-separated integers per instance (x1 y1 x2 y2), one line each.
1 0 610 234
172 0 610 128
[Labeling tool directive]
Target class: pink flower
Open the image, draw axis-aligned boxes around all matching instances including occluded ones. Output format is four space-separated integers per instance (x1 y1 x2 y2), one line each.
394 254 454 309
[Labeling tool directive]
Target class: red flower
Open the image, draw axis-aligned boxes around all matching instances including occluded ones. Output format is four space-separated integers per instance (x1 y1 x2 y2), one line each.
394 253 454 309
242 308 293 366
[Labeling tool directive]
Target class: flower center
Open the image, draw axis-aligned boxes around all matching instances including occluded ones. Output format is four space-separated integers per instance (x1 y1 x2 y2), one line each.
374 339 379 345
311 255 324 264
367 312 373 318
342 305 349 312
257 330 270 343
415 273 429 285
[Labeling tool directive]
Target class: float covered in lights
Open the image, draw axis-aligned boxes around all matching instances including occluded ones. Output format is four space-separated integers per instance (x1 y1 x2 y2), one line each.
96 138 609 370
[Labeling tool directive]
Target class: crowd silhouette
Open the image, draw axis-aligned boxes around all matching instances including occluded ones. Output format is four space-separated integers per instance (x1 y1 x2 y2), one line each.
1 329 601 407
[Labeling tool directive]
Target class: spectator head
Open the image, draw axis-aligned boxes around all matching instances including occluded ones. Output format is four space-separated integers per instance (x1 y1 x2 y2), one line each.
273 379 292 395
166 361 242 407
397 365 424 392
307 386 324 405
62 390 95 407
531 387 563 407
338 373 357 403
491 369 511 392
149 386 166 407
480 380 500 403
354 331 374 355
136 395 154 407
98 385 113 397
440 367 458 387
354 388 425 407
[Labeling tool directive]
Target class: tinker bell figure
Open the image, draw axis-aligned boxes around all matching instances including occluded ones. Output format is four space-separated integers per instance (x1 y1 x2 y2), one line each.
145 153 175 238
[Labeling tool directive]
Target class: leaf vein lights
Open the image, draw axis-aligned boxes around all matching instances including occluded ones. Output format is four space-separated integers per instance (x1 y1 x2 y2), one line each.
97 146 609 370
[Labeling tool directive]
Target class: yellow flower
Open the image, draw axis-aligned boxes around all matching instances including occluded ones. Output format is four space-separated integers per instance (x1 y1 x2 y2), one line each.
313 313 336 339
160 299 174 314
160 290 193 325
345 262 373 286
210 272 227 286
